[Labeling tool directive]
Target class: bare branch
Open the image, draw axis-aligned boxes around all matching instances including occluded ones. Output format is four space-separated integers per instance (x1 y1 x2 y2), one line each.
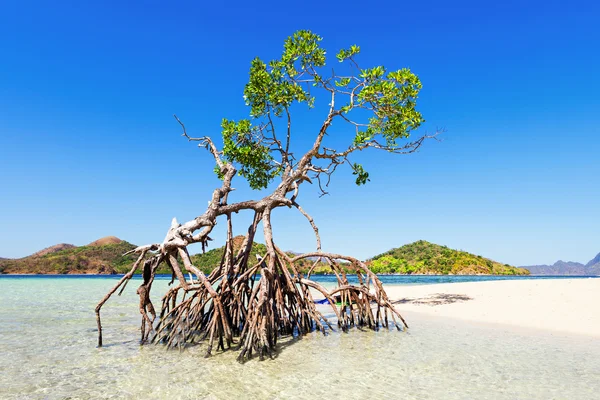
174 114 225 168
292 201 321 251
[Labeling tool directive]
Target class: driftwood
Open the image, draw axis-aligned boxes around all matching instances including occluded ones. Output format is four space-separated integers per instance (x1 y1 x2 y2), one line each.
95 30 438 361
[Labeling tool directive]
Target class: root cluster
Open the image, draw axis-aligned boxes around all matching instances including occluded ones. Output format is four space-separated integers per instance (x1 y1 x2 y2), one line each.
95 111 412 361
96 227 407 362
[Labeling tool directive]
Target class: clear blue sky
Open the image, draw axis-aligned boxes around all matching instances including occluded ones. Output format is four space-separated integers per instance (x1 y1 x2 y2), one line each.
1 0 598 266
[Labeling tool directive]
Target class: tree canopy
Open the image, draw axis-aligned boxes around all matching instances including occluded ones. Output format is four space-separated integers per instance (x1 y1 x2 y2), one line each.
213 30 430 193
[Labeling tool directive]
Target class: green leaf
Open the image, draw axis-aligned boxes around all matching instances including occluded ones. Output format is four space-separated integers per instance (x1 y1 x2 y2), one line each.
351 163 370 186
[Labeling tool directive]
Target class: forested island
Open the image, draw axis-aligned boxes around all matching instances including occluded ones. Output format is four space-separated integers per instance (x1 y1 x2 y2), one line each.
368 240 529 275
0 236 138 274
0 235 528 275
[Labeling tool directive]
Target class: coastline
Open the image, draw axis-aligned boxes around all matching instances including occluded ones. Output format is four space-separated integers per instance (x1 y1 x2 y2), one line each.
2 273 598 338
386 278 600 338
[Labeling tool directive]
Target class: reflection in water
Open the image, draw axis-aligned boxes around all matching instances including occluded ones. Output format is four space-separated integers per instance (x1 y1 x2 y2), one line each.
0 277 598 399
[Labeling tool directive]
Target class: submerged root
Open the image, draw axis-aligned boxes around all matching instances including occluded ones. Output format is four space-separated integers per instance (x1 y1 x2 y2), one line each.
94 149 408 360
96 239 408 361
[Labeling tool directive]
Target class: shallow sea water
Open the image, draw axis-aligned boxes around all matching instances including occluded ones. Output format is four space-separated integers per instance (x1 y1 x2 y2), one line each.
1 276 599 399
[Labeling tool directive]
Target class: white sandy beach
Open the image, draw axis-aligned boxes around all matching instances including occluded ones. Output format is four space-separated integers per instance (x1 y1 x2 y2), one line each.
385 278 600 338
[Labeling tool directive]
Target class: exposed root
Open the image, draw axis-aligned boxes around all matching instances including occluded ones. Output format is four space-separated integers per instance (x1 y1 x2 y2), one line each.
95 109 412 359
96 232 408 361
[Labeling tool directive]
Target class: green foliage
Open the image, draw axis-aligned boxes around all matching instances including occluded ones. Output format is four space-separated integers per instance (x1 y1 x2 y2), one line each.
351 163 370 185
224 30 327 189
369 240 530 275
336 45 360 61
335 77 351 87
221 119 279 189
354 67 423 150
218 29 425 190
370 255 398 274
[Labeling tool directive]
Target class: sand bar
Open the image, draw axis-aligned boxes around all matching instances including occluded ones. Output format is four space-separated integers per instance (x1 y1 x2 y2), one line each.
384 278 600 337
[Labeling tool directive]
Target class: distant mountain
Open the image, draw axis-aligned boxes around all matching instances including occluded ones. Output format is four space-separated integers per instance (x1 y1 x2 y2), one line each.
87 236 123 247
524 261 587 275
586 252 600 268
0 236 531 276
368 240 529 275
0 237 138 274
587 263 600 275
522 252 600 276
30 243 77 258
0 235 322 275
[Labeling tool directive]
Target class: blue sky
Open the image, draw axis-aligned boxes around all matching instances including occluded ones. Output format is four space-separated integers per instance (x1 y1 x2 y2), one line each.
1 0 598 265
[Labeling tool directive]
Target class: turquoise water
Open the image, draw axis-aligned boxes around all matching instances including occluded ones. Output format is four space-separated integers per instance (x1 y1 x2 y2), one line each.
0 276 599 399
310 273 597 285
3 273 595 285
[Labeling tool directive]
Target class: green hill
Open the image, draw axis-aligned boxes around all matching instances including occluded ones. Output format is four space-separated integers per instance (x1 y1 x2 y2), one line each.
0 235 325 275
368 240 529 275
0 237 529 276
190 236 327 274
0 238 139 274
190 236 267 274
